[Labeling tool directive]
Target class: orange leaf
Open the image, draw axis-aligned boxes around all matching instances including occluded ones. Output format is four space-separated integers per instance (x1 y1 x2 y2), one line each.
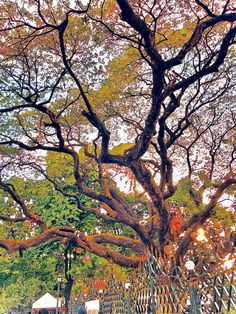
75 247 84 254
170 214 184 241
92 279 106 291
82 255 92 265
81 286 90 295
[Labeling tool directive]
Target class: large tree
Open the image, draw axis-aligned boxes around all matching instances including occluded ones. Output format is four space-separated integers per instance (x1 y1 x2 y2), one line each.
0 0 235 268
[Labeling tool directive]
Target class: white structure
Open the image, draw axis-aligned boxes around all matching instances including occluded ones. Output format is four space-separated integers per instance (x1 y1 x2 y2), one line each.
32 292 61 313
85 299 100 314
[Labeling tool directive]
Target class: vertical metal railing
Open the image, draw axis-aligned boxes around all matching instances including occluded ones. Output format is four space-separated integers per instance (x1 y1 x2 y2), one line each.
227 271 235 312
101 267 235 314
188 285 201 314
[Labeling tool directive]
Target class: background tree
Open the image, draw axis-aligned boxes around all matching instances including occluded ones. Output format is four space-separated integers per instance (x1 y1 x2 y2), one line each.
0 175 127 313
0 0 235 269
0 243 60 314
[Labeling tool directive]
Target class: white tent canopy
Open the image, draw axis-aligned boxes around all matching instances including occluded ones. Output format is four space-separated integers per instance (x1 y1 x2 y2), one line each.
32 292 61 309
85 299 100 312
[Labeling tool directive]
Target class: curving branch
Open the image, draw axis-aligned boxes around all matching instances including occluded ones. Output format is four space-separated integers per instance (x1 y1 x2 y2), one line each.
176 176 236 262
57 18 113 164
195 0 217 18
0 226 74 252
116 0 164 63
0 226 146 267
87 234 146 255
71 233 146 268
168 27 236 93
0 179 47 230
165 13 236 69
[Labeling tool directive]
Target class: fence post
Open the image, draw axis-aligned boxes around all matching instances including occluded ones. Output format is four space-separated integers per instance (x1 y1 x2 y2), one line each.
147 250 158 314
126 295 131 314
227 271 234 312
189 285 201 314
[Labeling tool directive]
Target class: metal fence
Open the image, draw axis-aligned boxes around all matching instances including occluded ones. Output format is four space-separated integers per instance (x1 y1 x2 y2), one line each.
101 259 235 314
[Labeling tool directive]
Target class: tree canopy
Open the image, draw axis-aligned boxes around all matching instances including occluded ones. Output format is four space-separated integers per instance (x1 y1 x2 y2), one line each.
0 0 235 268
